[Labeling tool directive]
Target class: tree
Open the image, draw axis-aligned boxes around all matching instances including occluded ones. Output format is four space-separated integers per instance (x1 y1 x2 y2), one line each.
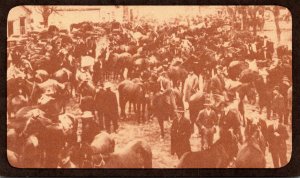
227 6 286 44
226 6 264 34
265 6 284 43
36 6 59 28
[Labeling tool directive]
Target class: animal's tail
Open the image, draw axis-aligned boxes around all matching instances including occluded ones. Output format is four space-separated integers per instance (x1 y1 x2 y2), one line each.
138 141 152 168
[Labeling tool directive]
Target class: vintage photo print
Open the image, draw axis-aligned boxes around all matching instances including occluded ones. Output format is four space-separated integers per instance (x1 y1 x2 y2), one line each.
6 5 292 169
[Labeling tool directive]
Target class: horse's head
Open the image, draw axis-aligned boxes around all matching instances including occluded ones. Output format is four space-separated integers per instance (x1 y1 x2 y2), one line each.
19 109 51 138
219 128 239 160
91 131 115 154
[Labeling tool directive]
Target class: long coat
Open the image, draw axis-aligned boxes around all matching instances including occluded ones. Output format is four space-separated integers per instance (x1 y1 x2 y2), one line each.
219 109 242 142
267 123 289 154
272 93 285 114
94 89 106 111
103 89 119 116
255 77 272 108
171 117 192 158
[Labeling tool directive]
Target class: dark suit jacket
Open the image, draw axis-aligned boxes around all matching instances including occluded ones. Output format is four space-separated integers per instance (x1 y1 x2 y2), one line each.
267 124 288 153
171 117 192 156
196 109 218 129
103 89 119 115
272 94 285 112
219 109 241 133
94 89 106 111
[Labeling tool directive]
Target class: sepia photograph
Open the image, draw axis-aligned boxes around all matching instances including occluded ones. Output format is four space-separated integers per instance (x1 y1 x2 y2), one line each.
6 5 292 168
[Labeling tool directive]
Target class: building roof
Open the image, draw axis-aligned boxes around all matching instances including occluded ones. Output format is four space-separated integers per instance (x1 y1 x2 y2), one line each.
8 6 32 21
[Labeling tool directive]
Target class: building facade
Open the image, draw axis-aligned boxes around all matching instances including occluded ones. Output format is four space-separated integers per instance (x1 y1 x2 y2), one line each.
7 6 33 37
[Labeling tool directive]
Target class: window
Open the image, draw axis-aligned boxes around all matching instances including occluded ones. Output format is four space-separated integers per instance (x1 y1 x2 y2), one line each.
8 21 13 37
20 17 26 34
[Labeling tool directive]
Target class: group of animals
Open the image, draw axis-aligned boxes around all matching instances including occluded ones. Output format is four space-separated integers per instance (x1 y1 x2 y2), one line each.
7 15 291 168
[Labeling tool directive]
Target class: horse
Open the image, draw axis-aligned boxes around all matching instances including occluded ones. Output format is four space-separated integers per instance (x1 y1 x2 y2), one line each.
7 135 44 168
235 118 267 168
177 129 239 168
118 79 148 123
58 135 152 168
53 68 74 97
152 88 182 138
15 108 77 168
111 52 133 80
167 65 188 88
77 80 96 103
95 140 152 168
57 131 115 168
7 94 28 119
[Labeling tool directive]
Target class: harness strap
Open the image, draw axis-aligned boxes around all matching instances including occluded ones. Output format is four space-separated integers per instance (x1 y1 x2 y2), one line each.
93 153 106 168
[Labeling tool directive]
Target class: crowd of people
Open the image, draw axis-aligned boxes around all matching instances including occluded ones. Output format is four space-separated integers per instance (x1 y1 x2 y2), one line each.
7 12 292 168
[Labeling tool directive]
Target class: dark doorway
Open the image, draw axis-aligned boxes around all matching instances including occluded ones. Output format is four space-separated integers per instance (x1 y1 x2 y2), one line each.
7 21 13 37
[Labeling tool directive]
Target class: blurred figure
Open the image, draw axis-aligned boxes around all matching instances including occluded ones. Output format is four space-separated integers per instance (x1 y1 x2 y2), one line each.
279 76 291 125
271 86 285 124
171 107 192 159
195 98 218 150
267 114 289 168
103 82 119 133
94 82 106 131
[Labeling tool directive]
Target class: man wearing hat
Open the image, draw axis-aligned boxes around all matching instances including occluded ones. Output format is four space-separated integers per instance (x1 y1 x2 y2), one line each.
94 82 106 131
272 86 285 124
279 76 291 125
210 65 226 96
195 97 218 150
256 68 272 120
80 111 99 144
266 113 289 167
219 97 243 144
103 82 119 133
171 106 192 159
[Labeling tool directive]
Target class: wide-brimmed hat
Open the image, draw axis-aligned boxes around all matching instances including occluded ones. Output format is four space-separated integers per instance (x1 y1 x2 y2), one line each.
175 106 185 113
81 111 94 118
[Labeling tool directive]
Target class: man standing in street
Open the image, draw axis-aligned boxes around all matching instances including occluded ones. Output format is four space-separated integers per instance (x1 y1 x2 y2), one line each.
272 86 285 124
267 114 289 168
279 76 291 125
171 107 192 159
195 98 218 150
94 82 106 131
103 82 119 133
